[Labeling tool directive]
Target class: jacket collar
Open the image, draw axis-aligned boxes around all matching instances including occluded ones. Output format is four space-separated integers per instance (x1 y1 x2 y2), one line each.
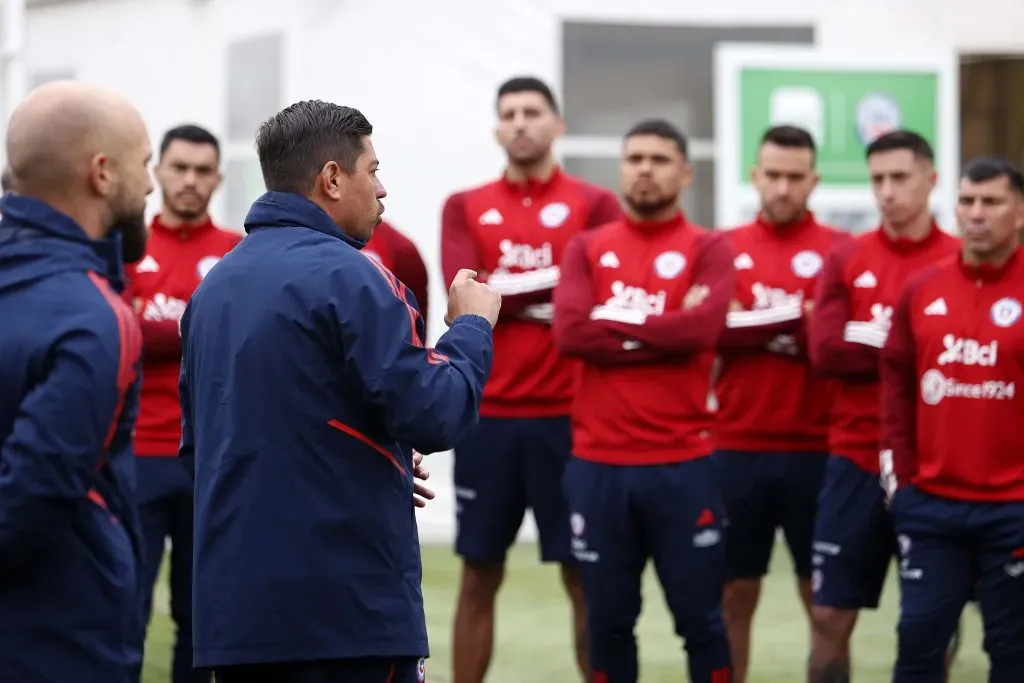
243 191 367 250
0 193 124 282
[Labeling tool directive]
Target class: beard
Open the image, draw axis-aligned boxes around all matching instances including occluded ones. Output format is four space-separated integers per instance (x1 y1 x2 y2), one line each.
167 195 208 222
505 139 547 168
763 201 803 225
624 194 678 219
112 210 149 263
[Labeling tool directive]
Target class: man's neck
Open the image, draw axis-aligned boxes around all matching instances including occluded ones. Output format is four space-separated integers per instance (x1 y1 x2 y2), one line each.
505 156 555 185
882 211 932 242
964 241 1017 268
34 192 106 241
158 209 208 229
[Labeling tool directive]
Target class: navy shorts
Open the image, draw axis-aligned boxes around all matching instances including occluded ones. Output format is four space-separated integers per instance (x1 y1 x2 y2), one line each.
563 456 726 628
812 455 897 609
453 416 573 564
892 485 1024 679
717 450 828 580
214 657 426 682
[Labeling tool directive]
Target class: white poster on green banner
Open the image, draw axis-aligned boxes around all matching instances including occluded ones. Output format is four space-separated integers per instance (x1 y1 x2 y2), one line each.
713 45 959 234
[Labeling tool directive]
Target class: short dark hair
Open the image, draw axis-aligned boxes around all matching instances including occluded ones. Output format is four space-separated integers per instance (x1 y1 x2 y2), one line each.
961 156 1024 194
160 124 220 160
255 100 373 194
1 167 11 192
865 129 934 162
761 125 816 157
624 119 689 159
496 76 559 115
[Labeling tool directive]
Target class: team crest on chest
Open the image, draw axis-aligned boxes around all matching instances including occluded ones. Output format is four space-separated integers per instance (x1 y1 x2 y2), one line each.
654 251 686 279
991 297 1022 328
196 256 221 280
791 250 823 278
539 201 570 228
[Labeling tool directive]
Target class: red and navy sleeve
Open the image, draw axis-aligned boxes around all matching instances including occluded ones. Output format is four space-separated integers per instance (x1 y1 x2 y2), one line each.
335 255 493 454
0 275 140 566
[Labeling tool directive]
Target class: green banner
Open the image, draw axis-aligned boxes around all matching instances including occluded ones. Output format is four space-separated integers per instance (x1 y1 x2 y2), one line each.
738 68 940 186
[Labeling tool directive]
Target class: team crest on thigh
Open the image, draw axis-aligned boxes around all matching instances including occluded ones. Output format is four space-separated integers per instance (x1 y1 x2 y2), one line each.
570 512 585 537
990 297 1022 328
416 657 426 681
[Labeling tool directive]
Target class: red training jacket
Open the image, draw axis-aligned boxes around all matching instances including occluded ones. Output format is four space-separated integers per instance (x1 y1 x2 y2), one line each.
882 247 1024 502
125 215 242 456
440 167 621 418
363 220 429 331
808 224 959 472
552 213 735 465
716 212 847 453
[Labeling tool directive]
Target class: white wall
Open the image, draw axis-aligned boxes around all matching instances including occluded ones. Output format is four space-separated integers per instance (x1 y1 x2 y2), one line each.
24 0 218 219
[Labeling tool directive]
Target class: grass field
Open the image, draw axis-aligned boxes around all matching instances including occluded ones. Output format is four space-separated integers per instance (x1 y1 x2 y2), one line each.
142 541 988 683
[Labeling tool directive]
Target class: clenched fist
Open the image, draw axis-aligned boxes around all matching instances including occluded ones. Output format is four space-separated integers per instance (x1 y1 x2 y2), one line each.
445 269 501 328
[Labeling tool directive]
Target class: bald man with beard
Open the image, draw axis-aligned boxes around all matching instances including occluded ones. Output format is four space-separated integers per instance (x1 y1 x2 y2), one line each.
0 81 154 683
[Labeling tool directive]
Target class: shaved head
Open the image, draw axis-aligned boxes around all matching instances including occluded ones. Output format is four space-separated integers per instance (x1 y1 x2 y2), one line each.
5 81 153 260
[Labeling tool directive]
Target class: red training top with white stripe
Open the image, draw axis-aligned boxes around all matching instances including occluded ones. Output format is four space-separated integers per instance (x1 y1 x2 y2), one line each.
125 216 242 456
716 212 847 453
552 213 735 465
362 220 429 331
808 224 959 473
440 168 621 418
881 247 1024 502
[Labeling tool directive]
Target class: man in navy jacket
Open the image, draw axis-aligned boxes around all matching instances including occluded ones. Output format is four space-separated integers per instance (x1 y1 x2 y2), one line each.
0 82 154 683
180 100 500 682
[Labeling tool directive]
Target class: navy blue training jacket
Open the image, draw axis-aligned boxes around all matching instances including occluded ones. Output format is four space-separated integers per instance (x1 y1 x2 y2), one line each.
180 191 494 668
0 194 145 683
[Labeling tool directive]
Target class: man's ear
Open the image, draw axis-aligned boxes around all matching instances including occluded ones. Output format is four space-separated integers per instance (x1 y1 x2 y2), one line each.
87 153 114 198
318 161 345 201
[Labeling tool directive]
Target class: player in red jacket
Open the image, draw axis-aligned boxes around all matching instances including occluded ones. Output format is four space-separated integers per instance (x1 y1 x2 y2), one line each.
807 130 960 682
553 119 734 683
441 76 621 683
363 220 429 330
715 125 847 682
881 157 1024 683
124 125 241 683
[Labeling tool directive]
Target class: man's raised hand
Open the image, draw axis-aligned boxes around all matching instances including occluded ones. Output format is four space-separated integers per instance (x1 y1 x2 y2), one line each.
446 269 501 327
